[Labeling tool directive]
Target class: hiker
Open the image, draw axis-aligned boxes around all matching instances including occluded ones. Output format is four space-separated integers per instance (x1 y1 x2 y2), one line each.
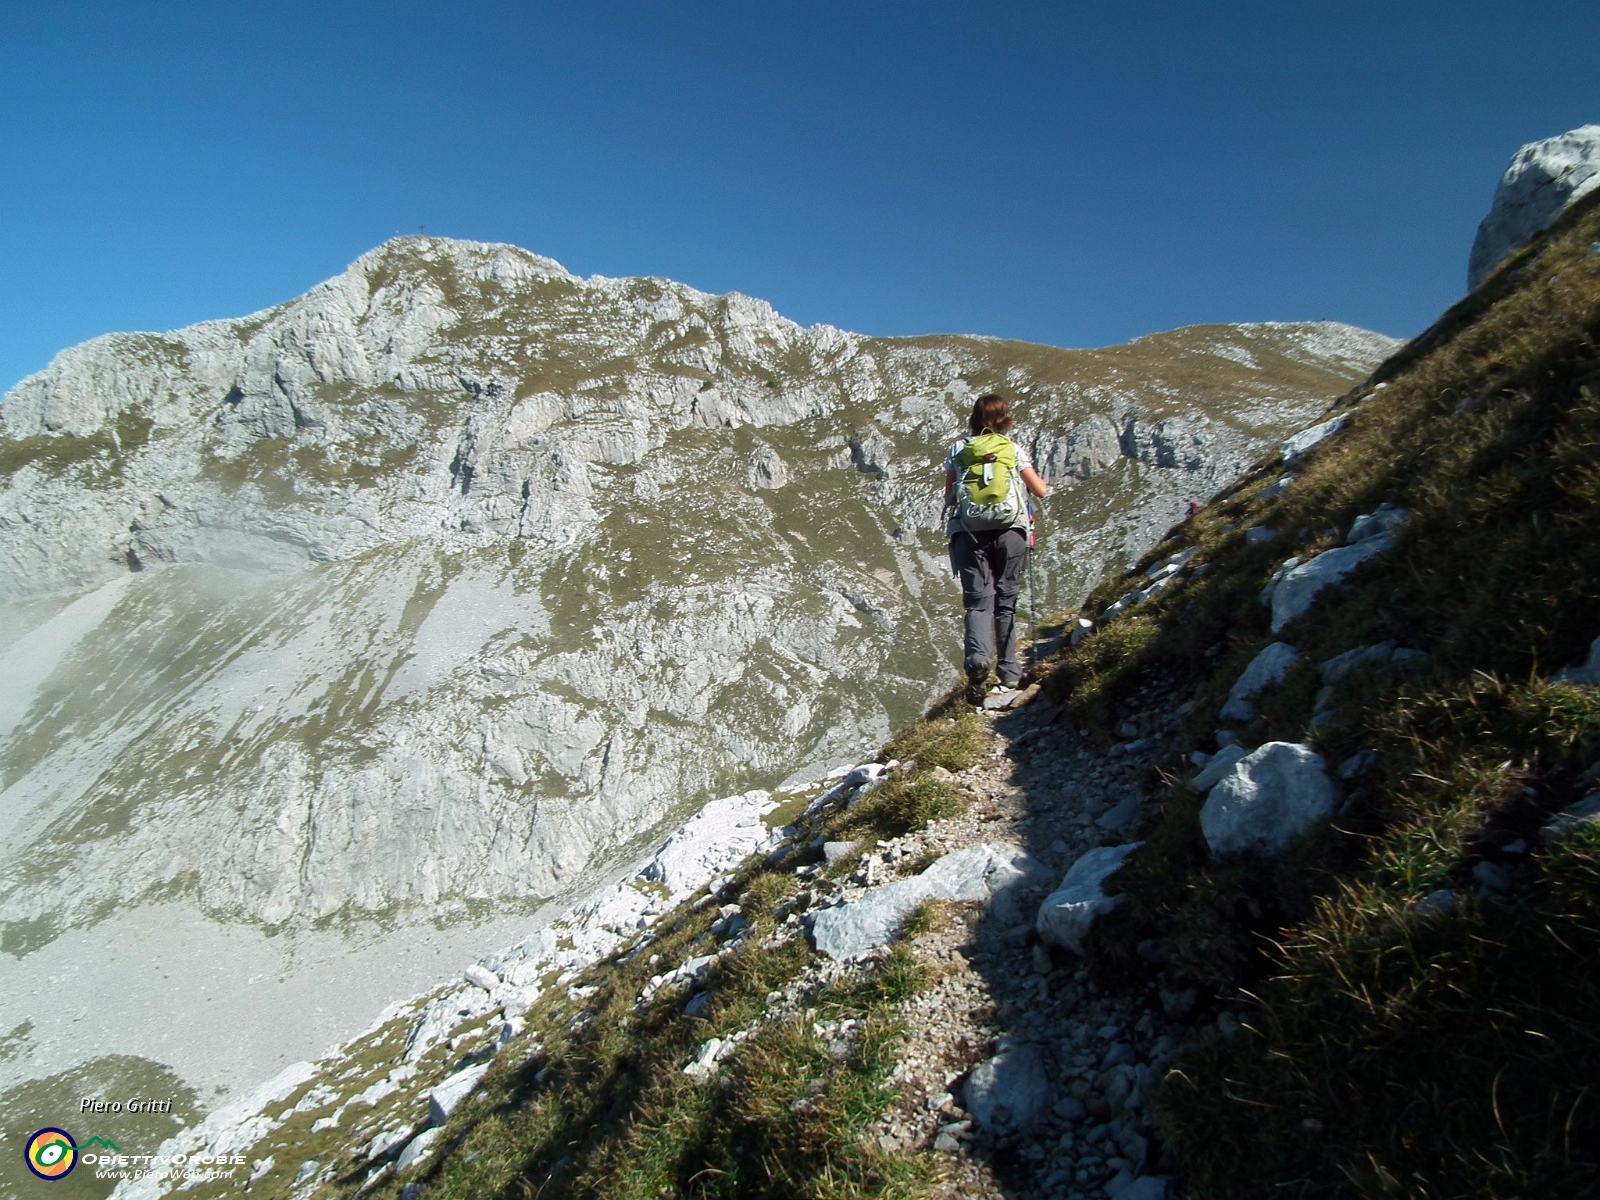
943 393 1050 705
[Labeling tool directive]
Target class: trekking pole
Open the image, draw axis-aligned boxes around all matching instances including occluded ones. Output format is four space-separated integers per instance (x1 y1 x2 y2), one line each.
1027 500 1041 666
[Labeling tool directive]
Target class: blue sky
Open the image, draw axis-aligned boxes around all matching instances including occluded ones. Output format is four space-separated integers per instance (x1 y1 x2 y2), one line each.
2 1 1597 391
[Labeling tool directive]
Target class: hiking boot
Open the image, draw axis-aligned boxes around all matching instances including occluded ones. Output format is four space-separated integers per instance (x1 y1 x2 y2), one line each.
965 668 990 706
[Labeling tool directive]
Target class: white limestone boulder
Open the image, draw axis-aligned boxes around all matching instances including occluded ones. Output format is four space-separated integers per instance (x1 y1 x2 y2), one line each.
965 1046 1053 1131
1346 505 1411 545
395 1127 441 1172
809 843 1050 960
1035 842 1143 955
1270 538 1394 633
1469 125 1600 290
1220 642 1302 722
426 1063 490 1125
1200 742 1338 856
1281 413 1350 464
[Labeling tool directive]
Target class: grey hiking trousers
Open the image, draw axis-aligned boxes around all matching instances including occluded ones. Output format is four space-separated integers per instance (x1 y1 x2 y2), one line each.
949 528 1028 686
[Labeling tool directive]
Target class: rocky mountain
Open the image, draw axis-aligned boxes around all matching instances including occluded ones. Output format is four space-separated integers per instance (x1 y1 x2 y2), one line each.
96 139 1600 1200
0 238 1393 1117
1469 123 1600 290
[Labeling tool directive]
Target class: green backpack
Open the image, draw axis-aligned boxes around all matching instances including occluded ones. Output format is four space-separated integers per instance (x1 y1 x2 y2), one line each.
953 433 1024 533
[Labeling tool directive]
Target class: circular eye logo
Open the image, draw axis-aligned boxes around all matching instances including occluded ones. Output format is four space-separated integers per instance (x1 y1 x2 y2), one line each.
26 1128 77 1180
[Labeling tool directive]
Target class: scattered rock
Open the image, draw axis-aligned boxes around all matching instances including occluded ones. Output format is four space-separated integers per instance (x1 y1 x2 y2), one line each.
1258 473 1297 502
843 763 888 788
1270 538 1396 633
1472 861 1515 892
1190 743 1248 791
427 1064 490 1126
1281 413 1351 463
1053 1096 1087 1122
1321 641 1398 682
1109 1175 1172 1200
462 965 499 992
1336 750 1379 780
1244 526 1278 546
394 1128 441 1173
1200 742 1338 856
964 1047 1053 1131
1257 556 1302 606
1097 795 1141 832
822 840 860 865
1538 795 1600 846
1036 842 1144 954
1346 505 1411 545
809 843 1050 960
1220 642 1302 721
1070 617 1096 646
1413 890 1456 917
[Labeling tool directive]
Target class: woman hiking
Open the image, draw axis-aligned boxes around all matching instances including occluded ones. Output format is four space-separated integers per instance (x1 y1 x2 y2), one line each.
943 393 1050 705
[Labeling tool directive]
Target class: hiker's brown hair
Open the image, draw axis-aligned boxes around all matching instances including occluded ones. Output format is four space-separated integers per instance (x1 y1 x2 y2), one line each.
968 393 1013 436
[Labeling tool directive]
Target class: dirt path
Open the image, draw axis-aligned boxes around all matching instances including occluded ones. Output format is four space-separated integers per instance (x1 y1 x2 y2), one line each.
827 691 1189 1199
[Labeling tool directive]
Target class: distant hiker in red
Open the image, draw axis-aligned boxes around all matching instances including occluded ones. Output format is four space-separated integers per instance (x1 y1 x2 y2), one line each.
1186 501 1199 521
943 393 1050 705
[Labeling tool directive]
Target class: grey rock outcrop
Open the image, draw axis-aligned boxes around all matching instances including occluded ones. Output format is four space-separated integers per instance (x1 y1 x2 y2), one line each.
809 843 1050 960
1035 842 1143 954
394 1128 440 1172
1265 505 1409 631
1200 742 1338 856
1469 125 1600 290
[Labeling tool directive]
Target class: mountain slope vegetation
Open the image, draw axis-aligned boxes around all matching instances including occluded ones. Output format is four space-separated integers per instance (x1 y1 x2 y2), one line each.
106 190 1600 1200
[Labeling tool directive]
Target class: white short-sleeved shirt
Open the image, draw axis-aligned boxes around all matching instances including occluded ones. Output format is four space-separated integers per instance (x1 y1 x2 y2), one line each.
944 434 1035 535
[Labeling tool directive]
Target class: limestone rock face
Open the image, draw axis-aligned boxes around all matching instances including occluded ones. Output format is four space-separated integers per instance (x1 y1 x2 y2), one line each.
1469 125 1600 290
0 238 1394 1104
0 239 1394 948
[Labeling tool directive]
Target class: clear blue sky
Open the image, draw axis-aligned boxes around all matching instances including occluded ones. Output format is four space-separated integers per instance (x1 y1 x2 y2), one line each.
3 1 1597 392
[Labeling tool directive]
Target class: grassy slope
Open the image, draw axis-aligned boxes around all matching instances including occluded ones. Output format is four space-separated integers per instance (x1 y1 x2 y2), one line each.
339 714 984 1200
63 234 1585 1198
206 208 1600 1200
1042 191 1600 1197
